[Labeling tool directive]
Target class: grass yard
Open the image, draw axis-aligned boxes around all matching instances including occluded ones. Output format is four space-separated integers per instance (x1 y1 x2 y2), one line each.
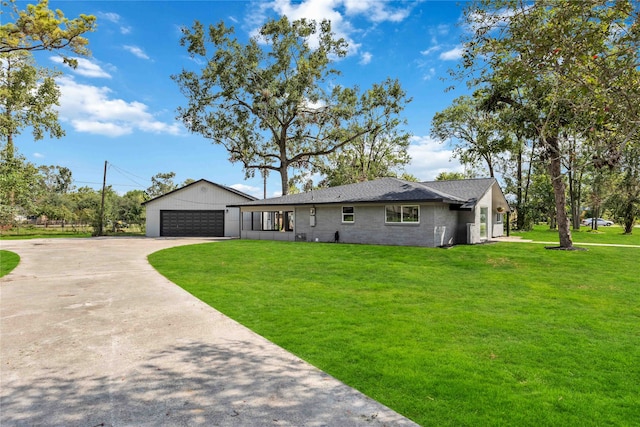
0 225 145 240
149 240 640 426
0 226 92 239
0 250 20 277
512 223 640 246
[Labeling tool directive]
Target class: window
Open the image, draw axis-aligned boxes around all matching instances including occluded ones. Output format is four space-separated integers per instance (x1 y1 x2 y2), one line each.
496 213 503 223
342 206 354 223
385 205 420 223
242 211 293 231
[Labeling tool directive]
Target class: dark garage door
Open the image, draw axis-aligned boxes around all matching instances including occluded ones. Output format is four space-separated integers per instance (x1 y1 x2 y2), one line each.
160 210 224 237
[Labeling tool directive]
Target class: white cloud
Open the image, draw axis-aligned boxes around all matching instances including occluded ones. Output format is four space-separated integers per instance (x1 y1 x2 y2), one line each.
439 46 464 61
266 0 358 53
254 0 413 57
33 152 44 159
343 0 411 23
56 76 182 138
420 45 441 56
422 67 436 81
98 12 120 23
435 24 450 36
230 183 263 198
50 57 112 78
72 120 132 137
98 11 131 34
406 135 463 181
123 45 150 60
359 51 372 65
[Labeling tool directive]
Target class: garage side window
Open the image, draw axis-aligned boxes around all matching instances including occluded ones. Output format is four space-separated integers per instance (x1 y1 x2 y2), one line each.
342 206 354 223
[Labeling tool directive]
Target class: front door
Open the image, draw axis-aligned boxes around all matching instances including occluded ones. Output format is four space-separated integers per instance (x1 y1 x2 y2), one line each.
480 207 488 240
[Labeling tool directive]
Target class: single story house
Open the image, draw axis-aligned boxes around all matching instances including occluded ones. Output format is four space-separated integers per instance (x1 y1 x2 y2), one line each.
232 177 510 247
143 179 256 237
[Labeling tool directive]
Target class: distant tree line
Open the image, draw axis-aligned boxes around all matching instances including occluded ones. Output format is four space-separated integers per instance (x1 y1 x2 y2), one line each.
0 144 189 234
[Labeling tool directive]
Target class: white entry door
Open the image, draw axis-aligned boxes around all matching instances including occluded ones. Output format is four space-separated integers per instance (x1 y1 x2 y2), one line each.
480 207 488 240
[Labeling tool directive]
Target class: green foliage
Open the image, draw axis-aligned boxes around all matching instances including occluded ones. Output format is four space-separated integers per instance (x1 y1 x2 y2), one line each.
606 141 640 233
315 79 412 187
117 189 146 228
173 16 410 194
0 51 64 148
38 165 73 194
0 250 19 277
458 0 640 248
0 0 96 67
145 172 177 198
150 240 640 426
435 171 466 181
431 94 513 177
0 143 41 226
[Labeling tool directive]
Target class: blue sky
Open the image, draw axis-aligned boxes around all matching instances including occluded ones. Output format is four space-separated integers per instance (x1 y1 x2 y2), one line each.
12 0 472 198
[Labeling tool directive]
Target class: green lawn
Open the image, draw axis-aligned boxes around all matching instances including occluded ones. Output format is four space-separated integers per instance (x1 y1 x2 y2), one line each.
0 250 20 277
149 240 640 426
512 224 640 245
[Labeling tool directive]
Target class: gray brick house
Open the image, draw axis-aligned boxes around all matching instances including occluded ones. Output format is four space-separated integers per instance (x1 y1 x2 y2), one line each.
233 177 510 247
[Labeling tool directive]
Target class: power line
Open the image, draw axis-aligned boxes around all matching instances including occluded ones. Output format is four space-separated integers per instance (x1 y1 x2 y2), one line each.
73 180 143 188
107 163 149 189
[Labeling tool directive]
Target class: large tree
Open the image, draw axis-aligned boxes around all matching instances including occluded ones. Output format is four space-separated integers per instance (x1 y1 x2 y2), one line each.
1 0 96 67
314 79 412 187
1 51 63 158
431 93 512 178
460 0 640 248
173 16 410 195
1 1 95 158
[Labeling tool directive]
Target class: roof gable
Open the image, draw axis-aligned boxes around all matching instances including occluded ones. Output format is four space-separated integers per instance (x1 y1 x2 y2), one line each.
142 179 257 205
421 178 496 203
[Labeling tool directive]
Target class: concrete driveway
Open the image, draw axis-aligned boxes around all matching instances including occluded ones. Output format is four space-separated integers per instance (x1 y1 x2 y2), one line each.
1 237 418 427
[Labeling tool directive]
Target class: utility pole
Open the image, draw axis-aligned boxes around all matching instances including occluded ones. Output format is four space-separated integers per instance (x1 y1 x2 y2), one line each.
98 160 107 236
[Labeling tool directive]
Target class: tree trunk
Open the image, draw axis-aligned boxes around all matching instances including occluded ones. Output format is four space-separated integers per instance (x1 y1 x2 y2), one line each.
547 137 573 248
6 133 15 160
279 163 289 196
516 145 523 229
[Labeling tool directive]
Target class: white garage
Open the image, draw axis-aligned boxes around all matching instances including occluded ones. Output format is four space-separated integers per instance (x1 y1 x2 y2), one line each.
143 179 256 238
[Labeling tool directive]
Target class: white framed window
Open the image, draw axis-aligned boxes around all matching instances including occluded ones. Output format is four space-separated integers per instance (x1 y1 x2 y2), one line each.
342 206 355 223
496 213 503 223
385 205 420 223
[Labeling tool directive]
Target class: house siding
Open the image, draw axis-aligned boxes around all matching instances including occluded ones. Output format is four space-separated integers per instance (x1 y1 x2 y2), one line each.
145 182 250 237
291 203 458 247
236 179 511 247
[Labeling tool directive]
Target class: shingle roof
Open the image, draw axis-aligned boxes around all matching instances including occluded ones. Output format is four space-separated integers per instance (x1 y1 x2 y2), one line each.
421 178 497 208
234 177 490 207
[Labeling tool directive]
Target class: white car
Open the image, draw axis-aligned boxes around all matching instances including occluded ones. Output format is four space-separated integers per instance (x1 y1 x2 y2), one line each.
582 217 613 226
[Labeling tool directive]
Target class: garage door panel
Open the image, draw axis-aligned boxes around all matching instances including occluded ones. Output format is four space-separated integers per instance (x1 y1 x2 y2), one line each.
160 210 224 237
